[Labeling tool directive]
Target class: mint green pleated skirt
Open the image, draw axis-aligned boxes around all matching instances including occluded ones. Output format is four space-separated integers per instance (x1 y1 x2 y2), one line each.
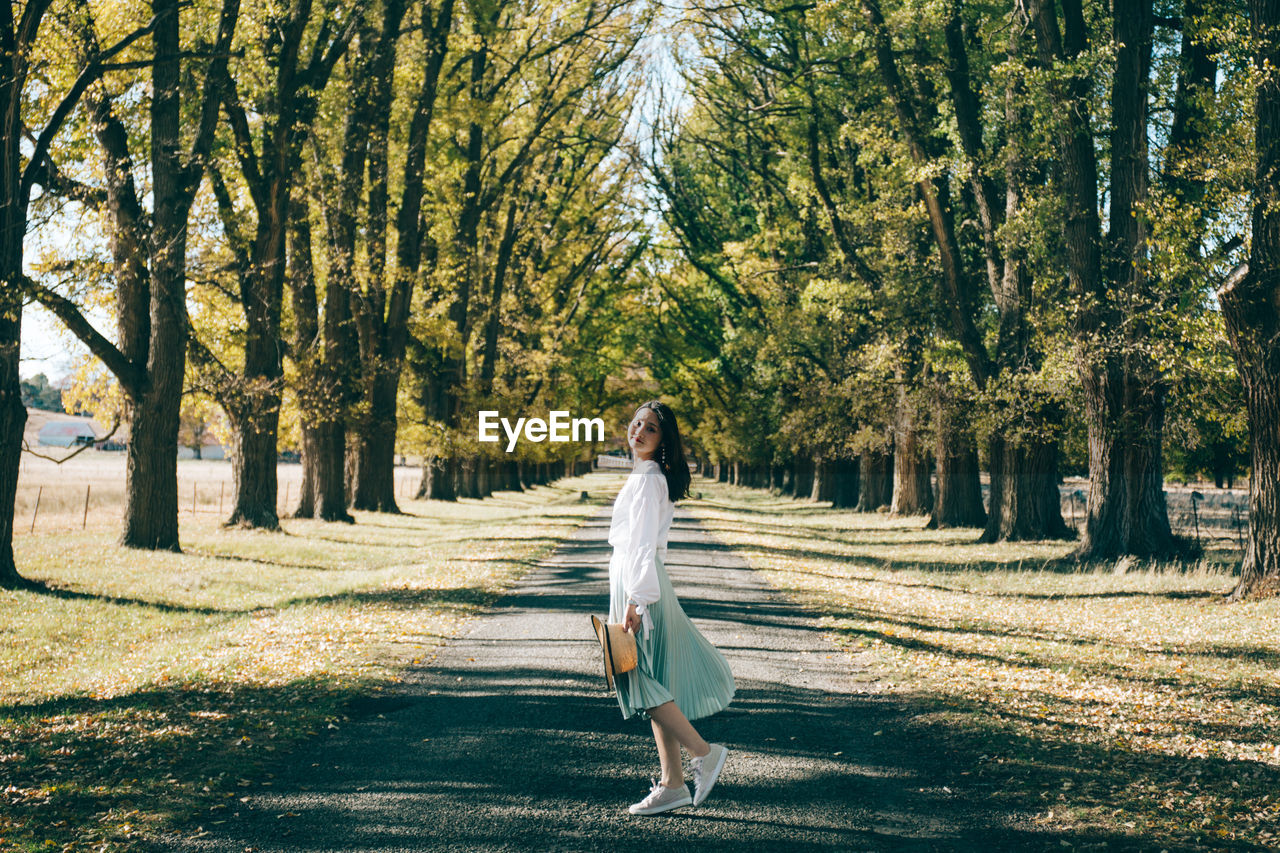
609 551 736 722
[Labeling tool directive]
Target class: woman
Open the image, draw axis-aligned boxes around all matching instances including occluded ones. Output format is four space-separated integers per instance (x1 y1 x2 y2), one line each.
608 400 736 816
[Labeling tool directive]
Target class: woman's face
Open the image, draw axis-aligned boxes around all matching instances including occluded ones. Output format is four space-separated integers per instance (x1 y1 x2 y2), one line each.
627 408 662 461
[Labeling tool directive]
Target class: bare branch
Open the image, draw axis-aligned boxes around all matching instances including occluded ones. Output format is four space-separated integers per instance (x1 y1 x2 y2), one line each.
22 276 145 397
22 415 123 464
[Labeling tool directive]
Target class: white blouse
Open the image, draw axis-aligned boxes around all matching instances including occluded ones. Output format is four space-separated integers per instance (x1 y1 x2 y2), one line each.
608 457 674 635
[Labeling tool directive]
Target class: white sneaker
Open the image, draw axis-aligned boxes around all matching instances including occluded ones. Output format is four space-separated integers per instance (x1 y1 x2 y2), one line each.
691 743 728 806
628 777 692 815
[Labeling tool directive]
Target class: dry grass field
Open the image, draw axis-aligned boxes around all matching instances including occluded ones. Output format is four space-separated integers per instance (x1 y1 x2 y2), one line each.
687 479 1278 851
14 454 422 536
1 462 612 852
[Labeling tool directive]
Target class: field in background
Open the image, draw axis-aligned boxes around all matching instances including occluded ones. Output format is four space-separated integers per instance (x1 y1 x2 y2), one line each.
687 477 1277 851
0 469 619 851
14 455 423 535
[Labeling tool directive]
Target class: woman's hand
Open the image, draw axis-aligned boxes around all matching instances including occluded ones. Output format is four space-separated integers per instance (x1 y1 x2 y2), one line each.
625 602 642 634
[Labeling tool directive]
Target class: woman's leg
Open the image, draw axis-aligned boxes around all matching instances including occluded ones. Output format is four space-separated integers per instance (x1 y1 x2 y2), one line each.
647 701 710 758
651 718 684 789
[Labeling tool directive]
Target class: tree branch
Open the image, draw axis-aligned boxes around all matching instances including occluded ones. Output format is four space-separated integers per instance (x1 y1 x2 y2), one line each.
21 13 159 201
23 276 145 396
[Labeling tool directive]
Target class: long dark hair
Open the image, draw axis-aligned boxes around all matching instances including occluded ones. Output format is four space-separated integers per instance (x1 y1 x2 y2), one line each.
632 400 691 502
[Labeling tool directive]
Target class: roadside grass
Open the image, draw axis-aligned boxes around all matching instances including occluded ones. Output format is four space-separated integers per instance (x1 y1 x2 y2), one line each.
1 470 614 852
685 479 1280 851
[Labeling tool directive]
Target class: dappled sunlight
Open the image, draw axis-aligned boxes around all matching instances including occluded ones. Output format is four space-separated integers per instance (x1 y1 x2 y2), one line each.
0 481 605 849
688 477 1280 848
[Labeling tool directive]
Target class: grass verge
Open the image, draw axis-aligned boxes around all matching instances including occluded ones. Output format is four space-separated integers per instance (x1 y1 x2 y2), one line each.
685 478 1280 852
1 471 613 852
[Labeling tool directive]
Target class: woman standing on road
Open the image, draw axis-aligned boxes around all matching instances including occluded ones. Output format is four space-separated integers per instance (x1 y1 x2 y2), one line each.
608 400 735 816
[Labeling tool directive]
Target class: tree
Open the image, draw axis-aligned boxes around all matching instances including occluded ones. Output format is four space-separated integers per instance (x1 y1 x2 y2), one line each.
1026 0 1180 558
1222 0 1280 599
24 0 238 553
193 0 358 528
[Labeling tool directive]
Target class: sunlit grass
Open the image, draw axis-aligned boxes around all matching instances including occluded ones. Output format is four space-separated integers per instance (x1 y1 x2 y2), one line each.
686 478 1280 850
0 469 616 852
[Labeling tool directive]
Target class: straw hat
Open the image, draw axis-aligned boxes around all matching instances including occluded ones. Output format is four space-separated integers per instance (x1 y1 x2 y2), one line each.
590 614 637 690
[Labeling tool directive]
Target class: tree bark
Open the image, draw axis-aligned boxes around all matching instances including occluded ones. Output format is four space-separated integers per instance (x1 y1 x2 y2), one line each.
830 458 860 508
930 383 985 529
350 376 400 512
0 0 36 586
227 408 278 526
1222 263 1280 597
287 192 353 522
418 454 458 500
857 447 894 512
890 357 932 516
982 430 1071 542
810 458 832 502
0 318 21 583
1223 0 1280 599
890 437 932 516
793 456 814 498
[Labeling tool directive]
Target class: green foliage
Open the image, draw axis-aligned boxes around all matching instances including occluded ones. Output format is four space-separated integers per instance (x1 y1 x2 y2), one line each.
18 375 64 413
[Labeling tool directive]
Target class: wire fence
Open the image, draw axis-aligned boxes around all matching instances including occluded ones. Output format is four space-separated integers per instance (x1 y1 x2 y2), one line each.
14 457 424 535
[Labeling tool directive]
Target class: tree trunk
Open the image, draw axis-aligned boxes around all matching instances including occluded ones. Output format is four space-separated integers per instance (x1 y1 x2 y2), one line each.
418 454 458 500
857 448 894 512
811 458 834 502
296 421 319 518
459 455 478 497
0 296 26 586
122 386 183 548
890 376 933 516
793 456 814 499
890 440 932 516
287 193 353 523
831 458 860 508
350 373 400 512
313 420 350 521
227 401 280 528
120 0 230 549
1075 0 1175 559
982 430 1071 542
1222 264 1280 597
931 393 986 528
1223 0 1280 598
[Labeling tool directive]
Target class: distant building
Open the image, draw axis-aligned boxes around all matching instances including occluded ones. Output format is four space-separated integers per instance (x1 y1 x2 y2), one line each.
178 432 226 460
37 421 98 448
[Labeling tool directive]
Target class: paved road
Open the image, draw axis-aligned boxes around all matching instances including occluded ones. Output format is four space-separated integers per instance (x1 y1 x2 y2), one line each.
157 495 1005 852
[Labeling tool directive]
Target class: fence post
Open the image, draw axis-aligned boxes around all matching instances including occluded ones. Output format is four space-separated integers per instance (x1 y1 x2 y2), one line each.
219 482 224 516
1190 491 1203 546
30 486 42 533
82 484 91 529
